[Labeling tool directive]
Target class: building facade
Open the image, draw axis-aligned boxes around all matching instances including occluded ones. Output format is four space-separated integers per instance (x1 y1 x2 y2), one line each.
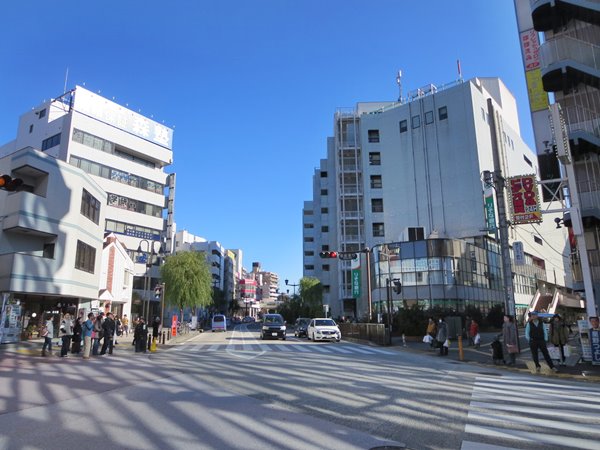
0 86 175 320
515 0 600 316
304 77 570 320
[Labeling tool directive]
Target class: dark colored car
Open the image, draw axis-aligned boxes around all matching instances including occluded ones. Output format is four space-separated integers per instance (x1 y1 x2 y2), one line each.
261 314 286 340
294 317 311 338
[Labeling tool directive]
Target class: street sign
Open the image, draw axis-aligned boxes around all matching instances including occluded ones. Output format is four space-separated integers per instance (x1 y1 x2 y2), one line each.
338 252 358 261
352 269 361 298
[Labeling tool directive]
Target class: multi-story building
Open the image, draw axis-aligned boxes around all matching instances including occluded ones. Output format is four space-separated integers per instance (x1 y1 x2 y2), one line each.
0 147 106 342
0 86 175 319
174 230 225 290
515 0 600 316
99 233 135 320
304 77 570 320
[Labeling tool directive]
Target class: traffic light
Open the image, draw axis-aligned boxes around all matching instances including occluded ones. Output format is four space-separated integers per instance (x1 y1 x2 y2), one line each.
154 285 163 299
0 175 23 192
393 280 402 294
319 251 338 258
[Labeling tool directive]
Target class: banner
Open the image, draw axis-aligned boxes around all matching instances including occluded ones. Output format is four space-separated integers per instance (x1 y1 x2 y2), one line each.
507 174 543 224
352 270 361 298
172 315 178 337
484 187 496 233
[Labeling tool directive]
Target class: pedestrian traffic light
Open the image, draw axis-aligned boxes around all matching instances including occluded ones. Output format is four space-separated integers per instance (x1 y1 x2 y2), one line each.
0 175 23 192
154 285 162 299
393 280 402 294
319 251 338 258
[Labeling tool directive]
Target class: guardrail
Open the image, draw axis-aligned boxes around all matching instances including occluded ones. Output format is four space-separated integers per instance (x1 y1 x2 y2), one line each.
338 323 390 346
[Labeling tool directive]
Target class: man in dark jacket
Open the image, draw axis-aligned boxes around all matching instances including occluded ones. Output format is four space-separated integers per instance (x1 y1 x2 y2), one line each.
525 311 557 373
100 312 116 355
134 317 148 353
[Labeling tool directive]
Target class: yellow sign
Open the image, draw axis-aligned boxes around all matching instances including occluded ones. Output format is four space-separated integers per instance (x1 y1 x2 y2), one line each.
526 69 548 112
507 175 543 224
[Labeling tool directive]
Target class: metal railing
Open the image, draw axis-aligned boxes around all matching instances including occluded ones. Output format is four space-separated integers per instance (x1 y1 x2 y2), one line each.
339 323 389 346
540 35 600 73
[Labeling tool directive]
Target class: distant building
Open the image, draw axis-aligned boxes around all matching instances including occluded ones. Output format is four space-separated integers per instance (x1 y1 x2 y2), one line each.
304 77 570 319
99 233 135 320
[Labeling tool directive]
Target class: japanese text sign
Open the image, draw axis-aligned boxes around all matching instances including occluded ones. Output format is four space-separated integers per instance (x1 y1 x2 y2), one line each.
508 174 542 224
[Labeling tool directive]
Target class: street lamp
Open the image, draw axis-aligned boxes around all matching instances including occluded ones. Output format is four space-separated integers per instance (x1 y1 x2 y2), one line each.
284 279 299 297
137 239 163 323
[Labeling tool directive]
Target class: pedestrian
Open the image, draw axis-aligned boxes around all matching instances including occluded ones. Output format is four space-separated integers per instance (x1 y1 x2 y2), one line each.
152 316 161 339
502 314 519 365
470 319 480 348
71 317 83 354
436 318 448 356
92 312 104 356
114 316 122 344
82 312 94 359
59 313 73 357
100 312 116 355
122 314 129 336
426 317 437 349
41 314 54 357
525 311 558 373
134 317 148 353
465 316 473 346
550 314 569 366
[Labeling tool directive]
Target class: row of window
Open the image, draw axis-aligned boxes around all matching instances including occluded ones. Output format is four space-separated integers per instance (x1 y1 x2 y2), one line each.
72 128 156 169
105 219 161 240
42 133 61 151
107 193 163 218
80 189 101 225
70 155 164 194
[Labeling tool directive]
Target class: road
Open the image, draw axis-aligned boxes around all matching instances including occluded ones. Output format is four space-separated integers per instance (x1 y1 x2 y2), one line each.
1 325 599 450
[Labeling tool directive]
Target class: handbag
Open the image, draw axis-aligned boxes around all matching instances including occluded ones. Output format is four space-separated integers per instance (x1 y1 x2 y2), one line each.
474 333 481 345
423 335 432 344
506 344 519 354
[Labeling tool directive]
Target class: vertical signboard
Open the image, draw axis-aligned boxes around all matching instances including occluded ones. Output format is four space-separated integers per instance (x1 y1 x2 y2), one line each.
172 315 178 337
508 175 543 224
591 328 600 366
513 241 525 265
351 255 361 299
578 319 592 361
484 187 497 233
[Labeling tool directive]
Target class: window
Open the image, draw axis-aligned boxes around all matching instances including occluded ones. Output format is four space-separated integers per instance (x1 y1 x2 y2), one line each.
368 129 380 143
321 226 329 232
321 245 329 251
80 189 101 224
524 155 533 167
304 223 314 229
425 111 434 124
322 264 330 271
29 124 33 134
372 198 383 213
321 171 328 178
105 219 161 240
304 251 314 256
303 210 314 215
412 115 421 129
408 227 425 241
75 240 96 273
321 207 328 214
323 285 330 294
304 265 315 270
373 223 385 237
534 236 543 245
43 243 55 259
41 133 61 151
304 237 314 242
107 193 162 218
369 152 381 165
439 106 448 120
321 189 328 195
399 120 407 133
370 175 382 189
38 108 46 119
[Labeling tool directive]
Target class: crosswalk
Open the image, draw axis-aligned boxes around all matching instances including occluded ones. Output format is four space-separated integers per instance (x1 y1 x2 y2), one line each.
172 342 397 356
462 375 600 450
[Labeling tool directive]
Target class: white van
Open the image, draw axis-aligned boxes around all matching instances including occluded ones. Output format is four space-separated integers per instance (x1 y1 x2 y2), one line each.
211 314 226 332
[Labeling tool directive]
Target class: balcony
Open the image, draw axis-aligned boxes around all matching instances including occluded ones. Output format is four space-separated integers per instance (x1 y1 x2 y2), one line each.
2 192 59 237
532 0 600 32
540 36 600 91
340 186 363 196
561 103 600 157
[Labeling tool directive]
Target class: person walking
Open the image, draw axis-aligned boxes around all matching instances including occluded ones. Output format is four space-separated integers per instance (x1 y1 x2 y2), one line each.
502 314 519 365
134 317 148 353
426 317 437 349
114 316 122 345
465 316 473 346
550 314 569 366
122 314 129 337
41 314 54 357
470 319 480 348
436 318 448 356
72 317 83 354
82 313 94 359
525 311 557 373
100 312 116 355
92 312 104 356
59 313 73 357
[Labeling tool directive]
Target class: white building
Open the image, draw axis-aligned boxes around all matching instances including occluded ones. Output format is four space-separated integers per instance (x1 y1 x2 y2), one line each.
0 86 175 320
0 147 106 342
174 230 225 291
304 77 570 320
99 233 135 320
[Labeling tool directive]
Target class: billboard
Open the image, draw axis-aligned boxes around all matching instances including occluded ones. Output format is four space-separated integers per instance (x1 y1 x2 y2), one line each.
507 175 543 224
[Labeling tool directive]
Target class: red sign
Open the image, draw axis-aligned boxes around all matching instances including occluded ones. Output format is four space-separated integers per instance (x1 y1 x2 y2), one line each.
508 175 542 224
172 315 178 337
520 29 540 71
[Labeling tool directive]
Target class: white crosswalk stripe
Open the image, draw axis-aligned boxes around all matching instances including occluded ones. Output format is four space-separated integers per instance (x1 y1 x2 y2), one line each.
463 375 600 450
175 343 396 356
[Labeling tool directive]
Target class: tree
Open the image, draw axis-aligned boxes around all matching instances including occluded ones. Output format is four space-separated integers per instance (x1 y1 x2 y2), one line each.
299 277 324 318
160 251 213 319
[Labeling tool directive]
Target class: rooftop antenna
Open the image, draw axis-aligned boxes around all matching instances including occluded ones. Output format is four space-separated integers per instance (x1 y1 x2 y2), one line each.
396 70 402 103
63 67 69 93
457 59 463 82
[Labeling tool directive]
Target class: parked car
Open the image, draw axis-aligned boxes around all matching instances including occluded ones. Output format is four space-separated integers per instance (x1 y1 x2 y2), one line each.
261 314 286 340
294 317 311 338
307 318 341 342
211 314 226 332
242 316 255 323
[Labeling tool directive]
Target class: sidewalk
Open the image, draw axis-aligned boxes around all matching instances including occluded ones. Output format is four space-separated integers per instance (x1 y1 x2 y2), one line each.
392 330 600 382
0 327 202 358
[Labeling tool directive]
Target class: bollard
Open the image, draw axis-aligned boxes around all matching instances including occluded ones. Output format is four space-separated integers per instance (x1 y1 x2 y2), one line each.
458 335 464 361
147 334 152 350
150 337 157 352
161 331 166 345
167 329 171 341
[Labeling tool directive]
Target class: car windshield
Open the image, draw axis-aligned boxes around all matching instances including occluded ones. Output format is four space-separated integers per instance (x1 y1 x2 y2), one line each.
315 319 336 326
213 316 224 322
264 316 283 324
298 319 309 325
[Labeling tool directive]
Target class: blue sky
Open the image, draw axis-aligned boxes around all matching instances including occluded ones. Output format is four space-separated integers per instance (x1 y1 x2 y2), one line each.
0 1 530 288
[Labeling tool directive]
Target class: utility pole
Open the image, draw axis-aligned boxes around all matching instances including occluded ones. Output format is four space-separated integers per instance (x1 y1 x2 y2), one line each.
488 99 516 317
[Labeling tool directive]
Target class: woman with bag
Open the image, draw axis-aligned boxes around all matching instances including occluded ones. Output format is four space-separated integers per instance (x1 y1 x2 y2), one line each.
550 314 569 366
502 314 519 365
425 317 437 348
470 320 480 348
436 318 448 356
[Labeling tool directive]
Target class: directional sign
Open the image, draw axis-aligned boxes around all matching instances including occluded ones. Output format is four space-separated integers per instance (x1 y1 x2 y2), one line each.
338 252 358 261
